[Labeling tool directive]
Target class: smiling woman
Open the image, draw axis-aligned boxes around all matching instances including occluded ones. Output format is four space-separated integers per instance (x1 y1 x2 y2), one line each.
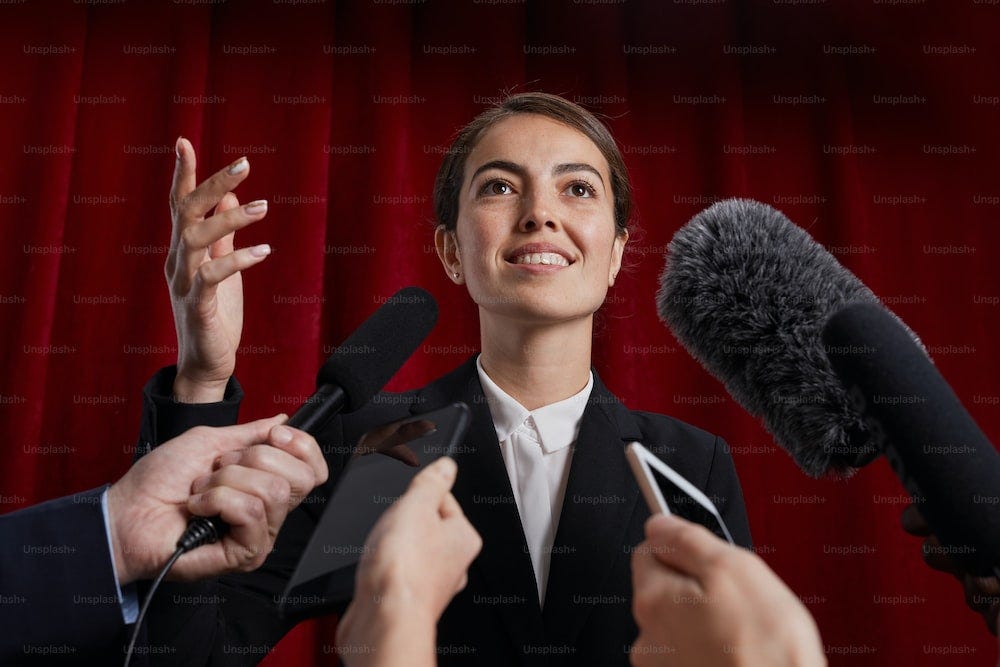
138 92 752 666
435 108 628 411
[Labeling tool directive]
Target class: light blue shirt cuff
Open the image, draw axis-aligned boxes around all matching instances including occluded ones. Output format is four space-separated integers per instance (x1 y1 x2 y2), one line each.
101 487 140 625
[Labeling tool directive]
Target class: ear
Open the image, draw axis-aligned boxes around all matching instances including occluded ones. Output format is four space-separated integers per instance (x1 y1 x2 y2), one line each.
608 229 628 287
434 225 464 284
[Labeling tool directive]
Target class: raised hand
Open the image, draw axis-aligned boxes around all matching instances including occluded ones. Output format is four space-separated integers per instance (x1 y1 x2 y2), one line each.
167 137 270 403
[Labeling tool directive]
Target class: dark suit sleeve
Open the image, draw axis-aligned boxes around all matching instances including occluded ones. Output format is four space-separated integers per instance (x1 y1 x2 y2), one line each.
134 366 243 460
0 486 131 663
706 436 753 549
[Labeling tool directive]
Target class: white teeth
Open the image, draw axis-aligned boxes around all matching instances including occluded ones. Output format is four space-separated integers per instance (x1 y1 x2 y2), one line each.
513 252 569 266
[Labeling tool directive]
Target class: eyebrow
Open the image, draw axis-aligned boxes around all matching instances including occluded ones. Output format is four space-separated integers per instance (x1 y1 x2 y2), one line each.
469 160 606 191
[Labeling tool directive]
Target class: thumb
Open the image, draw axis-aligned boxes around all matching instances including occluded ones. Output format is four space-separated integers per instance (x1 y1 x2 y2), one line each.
644 513 729 580
402 456 457 505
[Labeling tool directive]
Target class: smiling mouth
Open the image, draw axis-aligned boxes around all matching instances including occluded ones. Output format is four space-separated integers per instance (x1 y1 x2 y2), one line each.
508 252 572 267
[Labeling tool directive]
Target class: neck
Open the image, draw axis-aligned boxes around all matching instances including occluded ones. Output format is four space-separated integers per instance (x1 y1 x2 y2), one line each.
478 311 593 411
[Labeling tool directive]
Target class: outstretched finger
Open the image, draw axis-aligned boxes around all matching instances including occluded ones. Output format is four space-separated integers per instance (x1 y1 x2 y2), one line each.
170 136 197 220
180 199 268 274
192 244 272 299
178 413 288 464
175 155 251 230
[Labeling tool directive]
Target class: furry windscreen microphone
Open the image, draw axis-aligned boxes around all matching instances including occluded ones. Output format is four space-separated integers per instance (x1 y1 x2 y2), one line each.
656 198 920 477
824 302 1000 576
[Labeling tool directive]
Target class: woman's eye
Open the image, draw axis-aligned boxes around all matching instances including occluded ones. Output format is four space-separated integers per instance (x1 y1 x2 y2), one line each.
480 180 513 196
566 181 596 198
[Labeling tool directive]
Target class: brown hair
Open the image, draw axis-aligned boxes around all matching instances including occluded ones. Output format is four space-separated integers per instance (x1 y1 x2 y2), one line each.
433 92 631 236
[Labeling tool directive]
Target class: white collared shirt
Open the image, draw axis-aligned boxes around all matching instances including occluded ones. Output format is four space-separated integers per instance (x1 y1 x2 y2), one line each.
476 355 594 606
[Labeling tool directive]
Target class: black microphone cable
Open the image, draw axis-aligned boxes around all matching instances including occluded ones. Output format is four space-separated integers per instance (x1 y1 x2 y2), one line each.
123 517 226 667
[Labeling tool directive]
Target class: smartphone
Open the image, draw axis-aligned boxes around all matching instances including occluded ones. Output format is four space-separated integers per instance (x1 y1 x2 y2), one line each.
625 441 736 545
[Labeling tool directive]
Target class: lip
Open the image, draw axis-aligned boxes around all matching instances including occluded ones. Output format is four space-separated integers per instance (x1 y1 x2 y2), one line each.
504 243 575 268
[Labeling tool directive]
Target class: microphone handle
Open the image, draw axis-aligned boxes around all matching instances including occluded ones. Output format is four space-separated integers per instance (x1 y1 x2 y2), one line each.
287 384 346 433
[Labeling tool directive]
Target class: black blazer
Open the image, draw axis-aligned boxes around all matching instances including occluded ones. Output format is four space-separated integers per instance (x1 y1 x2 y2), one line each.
139 356 752 666
0 486 135 664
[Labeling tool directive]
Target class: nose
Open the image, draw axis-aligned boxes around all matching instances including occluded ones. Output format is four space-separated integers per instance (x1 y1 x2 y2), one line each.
518 188 560 233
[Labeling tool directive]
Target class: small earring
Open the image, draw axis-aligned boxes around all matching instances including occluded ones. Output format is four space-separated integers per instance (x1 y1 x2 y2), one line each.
454 271 460 278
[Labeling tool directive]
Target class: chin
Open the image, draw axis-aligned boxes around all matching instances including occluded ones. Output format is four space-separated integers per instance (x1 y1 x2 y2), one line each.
481 292 603 325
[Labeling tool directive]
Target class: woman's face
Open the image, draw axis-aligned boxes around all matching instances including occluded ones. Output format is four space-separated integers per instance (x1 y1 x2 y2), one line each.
438 114 627 325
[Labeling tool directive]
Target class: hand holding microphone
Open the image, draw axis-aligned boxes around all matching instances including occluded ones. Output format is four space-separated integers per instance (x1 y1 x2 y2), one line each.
107 416 328 586
901 504 1000 636
658 198 1000 634
121 283 436 664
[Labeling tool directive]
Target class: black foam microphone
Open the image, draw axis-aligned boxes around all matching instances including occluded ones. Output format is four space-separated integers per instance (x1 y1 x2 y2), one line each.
823 302 1000 576
657 198 921 476
184 286 438 549
287 286 439 432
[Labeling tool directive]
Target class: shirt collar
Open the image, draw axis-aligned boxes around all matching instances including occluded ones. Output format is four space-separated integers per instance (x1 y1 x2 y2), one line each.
476 355 594 454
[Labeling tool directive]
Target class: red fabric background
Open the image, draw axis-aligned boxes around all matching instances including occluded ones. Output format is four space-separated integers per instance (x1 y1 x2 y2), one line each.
2 1 998 664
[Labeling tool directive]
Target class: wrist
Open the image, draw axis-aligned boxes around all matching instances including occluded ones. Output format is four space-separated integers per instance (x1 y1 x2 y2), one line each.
106 482 138 586
173 372 229 403
369 606 437 667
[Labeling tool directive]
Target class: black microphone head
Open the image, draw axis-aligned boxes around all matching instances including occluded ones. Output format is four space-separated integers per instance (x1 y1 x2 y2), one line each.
318 287 438 412
823 302 1000 573
656 198 919 477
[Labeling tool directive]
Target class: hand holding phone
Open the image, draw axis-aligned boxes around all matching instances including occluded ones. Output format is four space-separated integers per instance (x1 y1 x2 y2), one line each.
625 441 736 545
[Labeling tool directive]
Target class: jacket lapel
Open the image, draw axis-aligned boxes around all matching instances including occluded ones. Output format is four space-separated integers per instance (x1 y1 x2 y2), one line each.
541 372 642 647
410 356 545 659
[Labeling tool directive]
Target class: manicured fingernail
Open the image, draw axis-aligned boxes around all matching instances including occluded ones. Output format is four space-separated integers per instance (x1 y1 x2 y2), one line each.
228 157 248 175
175 136 184 160
271 425 293 445
250 244 271 258
244 199 268 215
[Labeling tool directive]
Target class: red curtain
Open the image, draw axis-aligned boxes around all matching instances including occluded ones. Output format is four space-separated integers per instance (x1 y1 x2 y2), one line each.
2 1 998 664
